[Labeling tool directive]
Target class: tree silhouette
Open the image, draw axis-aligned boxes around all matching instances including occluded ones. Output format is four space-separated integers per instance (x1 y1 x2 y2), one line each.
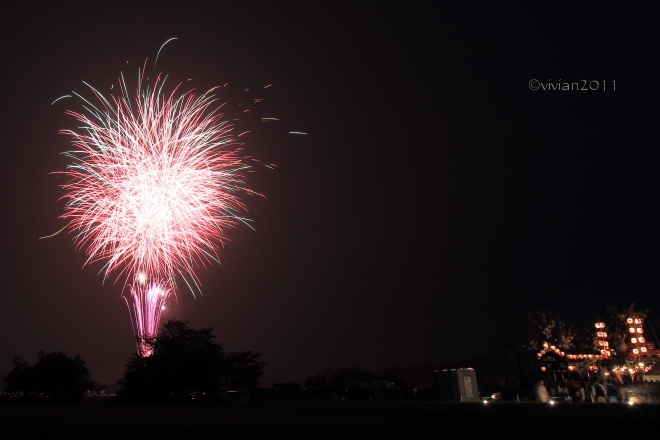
119 319 265 402
4 351 90 402
225 350 266 390
523 311 591 352
304 373 328 387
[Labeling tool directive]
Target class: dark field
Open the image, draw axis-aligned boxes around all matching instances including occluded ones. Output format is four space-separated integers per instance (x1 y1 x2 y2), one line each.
1 401 658 439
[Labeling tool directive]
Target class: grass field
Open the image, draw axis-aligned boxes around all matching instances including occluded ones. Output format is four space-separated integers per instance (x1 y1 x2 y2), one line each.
1 401 658 439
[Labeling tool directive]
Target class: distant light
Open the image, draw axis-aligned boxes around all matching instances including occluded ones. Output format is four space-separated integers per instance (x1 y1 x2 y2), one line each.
628 401 634 406
482 399 489 404
549 400 555 405
289 131 308 135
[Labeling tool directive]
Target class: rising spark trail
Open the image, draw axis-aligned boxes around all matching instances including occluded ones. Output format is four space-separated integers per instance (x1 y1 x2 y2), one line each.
124 273 173 356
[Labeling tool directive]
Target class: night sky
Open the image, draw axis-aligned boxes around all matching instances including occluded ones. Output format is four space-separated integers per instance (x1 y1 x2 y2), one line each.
0 3 658 385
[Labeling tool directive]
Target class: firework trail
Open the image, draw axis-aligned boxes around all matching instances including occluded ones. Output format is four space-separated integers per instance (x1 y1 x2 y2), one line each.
56 63 258 354
125 273 174 356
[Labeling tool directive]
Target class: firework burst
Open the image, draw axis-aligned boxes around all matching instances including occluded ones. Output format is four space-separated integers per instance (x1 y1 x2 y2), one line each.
56 65 258 353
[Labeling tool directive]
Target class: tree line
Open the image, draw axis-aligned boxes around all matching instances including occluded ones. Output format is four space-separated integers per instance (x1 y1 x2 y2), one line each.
304 357 513 389
2 319 265 403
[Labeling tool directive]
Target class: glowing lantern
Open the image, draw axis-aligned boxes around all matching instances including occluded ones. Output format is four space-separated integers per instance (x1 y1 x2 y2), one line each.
639 337 645 343
627 318 634 324
631 338 637 344
637 328 643 334
630 328 636 333
633 349 639 354
641 347 647 353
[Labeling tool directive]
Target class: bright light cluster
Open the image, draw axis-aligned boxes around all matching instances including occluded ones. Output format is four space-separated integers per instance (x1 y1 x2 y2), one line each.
58 71 253 289
594 322 611 358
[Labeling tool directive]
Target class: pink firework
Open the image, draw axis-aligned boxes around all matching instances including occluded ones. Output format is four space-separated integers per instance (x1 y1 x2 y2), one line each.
125 273 173 356
57 67 256 354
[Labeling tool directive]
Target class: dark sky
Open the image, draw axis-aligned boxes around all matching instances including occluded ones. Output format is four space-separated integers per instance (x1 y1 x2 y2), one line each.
0 3 658 385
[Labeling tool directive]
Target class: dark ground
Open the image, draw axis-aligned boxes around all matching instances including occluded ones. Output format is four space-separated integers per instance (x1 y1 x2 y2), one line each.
0 401 658 439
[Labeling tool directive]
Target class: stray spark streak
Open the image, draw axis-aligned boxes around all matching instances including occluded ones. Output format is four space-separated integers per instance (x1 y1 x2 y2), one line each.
56 65 258 354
